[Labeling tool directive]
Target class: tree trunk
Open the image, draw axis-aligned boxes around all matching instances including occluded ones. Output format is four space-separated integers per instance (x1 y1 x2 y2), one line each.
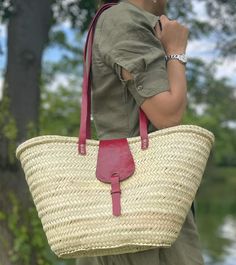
0 0 52 264
6 0 52 143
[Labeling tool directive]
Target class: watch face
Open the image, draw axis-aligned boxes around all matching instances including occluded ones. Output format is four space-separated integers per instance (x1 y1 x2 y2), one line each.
180 54 187 63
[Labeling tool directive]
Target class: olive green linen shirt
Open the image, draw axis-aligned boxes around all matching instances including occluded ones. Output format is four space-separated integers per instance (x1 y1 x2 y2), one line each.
91 0 170 140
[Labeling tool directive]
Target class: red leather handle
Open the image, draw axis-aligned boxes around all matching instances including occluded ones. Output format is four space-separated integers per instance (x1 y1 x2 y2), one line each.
78 3 149 155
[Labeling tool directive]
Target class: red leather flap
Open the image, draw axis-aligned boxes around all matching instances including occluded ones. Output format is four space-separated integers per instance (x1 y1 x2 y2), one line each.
96 138 135 183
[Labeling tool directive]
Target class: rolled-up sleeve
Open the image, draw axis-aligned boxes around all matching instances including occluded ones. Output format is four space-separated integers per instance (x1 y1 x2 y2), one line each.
98 16 170 106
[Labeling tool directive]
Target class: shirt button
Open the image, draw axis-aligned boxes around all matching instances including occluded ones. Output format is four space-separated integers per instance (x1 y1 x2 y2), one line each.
137 85 143 90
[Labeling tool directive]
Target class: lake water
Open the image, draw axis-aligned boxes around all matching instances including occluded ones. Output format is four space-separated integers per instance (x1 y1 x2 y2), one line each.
196 167 236 265
202 215 236 265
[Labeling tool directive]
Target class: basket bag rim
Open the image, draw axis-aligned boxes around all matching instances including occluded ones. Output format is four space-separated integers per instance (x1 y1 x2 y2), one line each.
16 124 215 159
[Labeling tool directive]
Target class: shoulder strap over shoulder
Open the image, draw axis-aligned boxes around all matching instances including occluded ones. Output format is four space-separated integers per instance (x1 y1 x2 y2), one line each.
78 3 149 155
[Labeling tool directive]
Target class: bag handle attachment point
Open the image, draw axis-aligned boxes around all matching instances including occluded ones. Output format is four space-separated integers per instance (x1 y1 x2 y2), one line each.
141 137 149 150
77 140 86 155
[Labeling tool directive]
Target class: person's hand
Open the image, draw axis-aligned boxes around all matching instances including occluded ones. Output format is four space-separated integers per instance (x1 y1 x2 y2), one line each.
154 15 189 55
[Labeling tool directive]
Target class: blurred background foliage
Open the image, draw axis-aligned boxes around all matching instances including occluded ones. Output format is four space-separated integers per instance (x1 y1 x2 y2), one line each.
0 0 235 265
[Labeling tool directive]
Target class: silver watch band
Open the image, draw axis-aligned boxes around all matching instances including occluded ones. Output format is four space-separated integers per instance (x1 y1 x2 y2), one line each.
164 53 187 65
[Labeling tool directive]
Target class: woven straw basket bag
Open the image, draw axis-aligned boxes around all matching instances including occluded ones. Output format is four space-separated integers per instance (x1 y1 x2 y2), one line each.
16 3 215 259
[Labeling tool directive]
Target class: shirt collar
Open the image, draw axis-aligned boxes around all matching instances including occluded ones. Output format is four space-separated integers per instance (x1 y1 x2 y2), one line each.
119 0 159 28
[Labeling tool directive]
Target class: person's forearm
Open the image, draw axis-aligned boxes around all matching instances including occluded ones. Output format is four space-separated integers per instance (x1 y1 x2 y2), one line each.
138 58 188 129
144 14 189 128
166 59 187 117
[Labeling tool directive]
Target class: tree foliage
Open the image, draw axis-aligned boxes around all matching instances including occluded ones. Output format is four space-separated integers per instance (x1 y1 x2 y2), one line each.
200 0 236 56
184 58 236 166
1 0 236 57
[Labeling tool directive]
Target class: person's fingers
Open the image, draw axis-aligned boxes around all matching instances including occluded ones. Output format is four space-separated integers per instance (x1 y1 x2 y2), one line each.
159 14 170 28
154 19 162 39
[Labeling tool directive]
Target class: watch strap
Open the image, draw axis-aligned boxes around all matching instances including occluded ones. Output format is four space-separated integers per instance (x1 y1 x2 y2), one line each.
165 53 187 65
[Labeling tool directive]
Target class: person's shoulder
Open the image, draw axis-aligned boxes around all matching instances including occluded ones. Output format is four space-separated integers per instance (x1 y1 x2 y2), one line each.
99 1 156 33
95 1 163 60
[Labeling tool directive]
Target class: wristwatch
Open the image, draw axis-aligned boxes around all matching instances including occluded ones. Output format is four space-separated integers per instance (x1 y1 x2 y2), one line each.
164 53 187 65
